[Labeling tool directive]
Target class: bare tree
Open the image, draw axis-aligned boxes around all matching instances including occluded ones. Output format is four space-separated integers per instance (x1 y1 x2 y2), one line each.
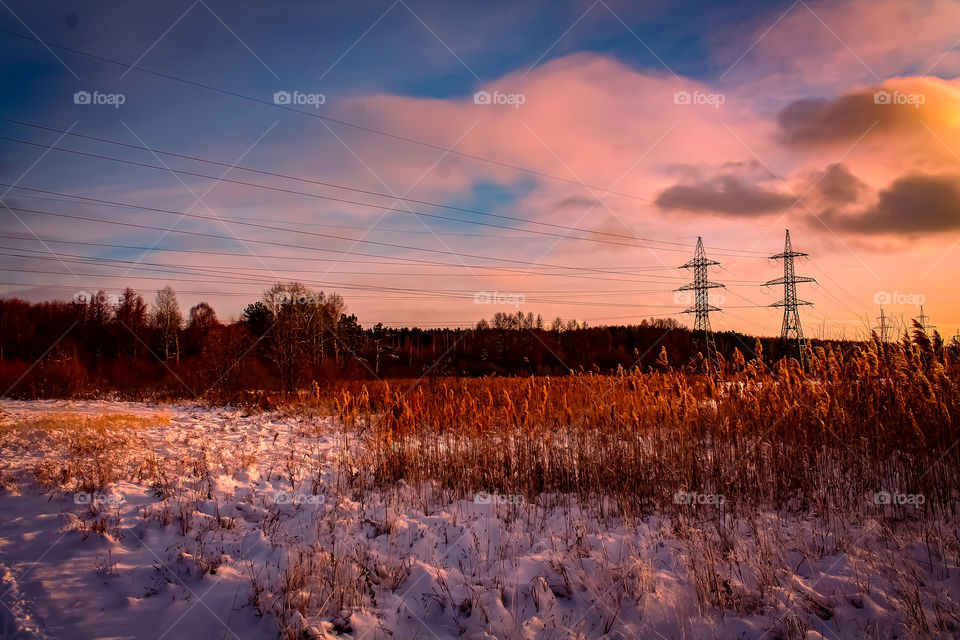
150 286 183 362
261 283 345 390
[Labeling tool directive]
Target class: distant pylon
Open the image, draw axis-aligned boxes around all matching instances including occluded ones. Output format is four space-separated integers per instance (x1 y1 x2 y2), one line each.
874 304 891 342
677 237 725 371
914 305 936 336
766 230 816 367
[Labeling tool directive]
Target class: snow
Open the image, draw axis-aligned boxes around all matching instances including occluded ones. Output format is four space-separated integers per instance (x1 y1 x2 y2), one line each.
1 400 958 639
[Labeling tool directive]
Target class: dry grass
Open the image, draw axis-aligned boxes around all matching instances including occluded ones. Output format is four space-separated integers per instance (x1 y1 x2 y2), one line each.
0 412 170 433
2 335 957 638
336 336 960 517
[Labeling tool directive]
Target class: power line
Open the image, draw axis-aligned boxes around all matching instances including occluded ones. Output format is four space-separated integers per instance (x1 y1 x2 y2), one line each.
0 230 767 285
0 134 771 258
5 192 582 240
0 282 677 326
0 230 714 286
0 247 690 296
0 264 706 309
0 117 771 255
0 260 773 312
4 244 768 309
805 260 868 323
0 197 695 267
0 232 680 276
0 28 768 229
1 198 690 277
0 191 764 282
13 191 651 242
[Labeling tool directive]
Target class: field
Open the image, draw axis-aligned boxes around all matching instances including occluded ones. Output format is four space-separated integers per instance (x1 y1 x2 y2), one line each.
7 0 960 637
1 340 959 639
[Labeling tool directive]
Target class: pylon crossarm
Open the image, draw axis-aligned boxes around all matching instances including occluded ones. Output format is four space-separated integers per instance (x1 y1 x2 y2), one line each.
677 282 724 292
680 259 721 268
769 299 813 307
765 276 816 286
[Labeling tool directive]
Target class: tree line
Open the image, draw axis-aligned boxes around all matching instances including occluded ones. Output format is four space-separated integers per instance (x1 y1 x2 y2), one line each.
1 282 949 399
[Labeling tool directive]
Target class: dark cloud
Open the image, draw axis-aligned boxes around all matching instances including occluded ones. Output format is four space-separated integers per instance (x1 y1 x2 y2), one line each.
664 160 781 182
777 90 925 145
824 173 960 234
717 160 781 181
813 163 866 205
655 174 795 216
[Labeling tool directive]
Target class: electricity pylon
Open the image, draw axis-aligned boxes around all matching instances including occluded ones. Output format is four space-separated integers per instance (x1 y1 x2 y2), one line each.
766 229 816 368
874 304 891 342
914 305 936 336
677 237 725 372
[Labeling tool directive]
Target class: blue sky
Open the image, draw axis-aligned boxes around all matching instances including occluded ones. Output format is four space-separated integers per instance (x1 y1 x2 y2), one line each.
2 0 960 335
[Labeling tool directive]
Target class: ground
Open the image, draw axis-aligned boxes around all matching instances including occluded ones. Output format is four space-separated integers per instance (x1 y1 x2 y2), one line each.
0 400 957 639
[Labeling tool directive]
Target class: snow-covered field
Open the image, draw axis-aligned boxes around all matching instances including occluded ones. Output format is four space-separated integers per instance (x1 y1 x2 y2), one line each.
0 400 958 639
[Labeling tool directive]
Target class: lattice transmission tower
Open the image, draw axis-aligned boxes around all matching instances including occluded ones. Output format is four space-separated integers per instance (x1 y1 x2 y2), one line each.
677 237 725 371
914 305 936 336
766 230 816 367
874 304 891 342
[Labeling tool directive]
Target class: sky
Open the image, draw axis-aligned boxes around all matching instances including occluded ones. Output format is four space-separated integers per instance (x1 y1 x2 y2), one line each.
1 0 959 338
